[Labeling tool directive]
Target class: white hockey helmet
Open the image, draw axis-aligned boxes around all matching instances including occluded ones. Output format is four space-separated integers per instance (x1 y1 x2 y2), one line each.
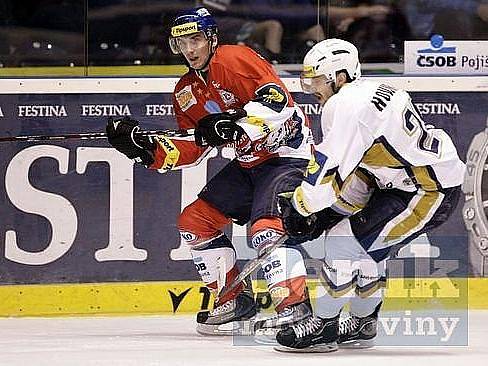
301 39 361 93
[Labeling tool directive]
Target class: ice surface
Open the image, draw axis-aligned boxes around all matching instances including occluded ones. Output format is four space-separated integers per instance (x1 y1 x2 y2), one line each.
0 311 487 366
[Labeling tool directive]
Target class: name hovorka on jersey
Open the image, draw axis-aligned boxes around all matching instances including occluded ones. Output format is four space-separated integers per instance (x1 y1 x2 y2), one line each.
295 79 466 215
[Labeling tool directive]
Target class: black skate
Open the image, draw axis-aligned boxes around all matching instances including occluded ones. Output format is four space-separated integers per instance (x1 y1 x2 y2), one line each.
253 299 313 345
274 315 339 353
196 291 257 336
338 303 381 348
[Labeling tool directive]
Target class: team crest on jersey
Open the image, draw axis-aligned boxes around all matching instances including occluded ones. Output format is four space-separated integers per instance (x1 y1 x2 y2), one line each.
255 83 288 113
217 88 237 107
175 85 197 112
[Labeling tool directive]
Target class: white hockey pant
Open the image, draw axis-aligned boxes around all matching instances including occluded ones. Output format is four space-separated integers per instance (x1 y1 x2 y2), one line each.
315 219 386 319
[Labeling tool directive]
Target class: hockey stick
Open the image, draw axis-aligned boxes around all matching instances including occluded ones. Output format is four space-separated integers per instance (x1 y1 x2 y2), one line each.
217 234 289 301
0 128 194 143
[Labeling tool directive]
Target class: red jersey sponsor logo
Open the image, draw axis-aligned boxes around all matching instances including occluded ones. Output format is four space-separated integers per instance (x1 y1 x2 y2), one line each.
176 85 197 112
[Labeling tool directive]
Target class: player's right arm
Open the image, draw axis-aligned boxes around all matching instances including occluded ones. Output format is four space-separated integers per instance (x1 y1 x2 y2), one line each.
106 97 212 172
149 134 211 172
148 93 213 172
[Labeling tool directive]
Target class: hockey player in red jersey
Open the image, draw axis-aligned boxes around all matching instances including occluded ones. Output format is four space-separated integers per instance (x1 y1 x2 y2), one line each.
106 7 317 335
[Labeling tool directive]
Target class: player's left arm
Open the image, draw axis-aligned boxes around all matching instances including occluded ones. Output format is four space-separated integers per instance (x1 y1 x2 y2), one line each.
195 47 299 147
237 82 296 143
292 102 374 216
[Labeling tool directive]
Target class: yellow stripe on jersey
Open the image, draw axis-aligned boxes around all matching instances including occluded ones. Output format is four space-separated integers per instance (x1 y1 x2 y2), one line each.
293 186 315 216
306 153 321 176
319 174 339 193
385 190 442 242
305 150 329 186
411 166 440 191
355 168 376 188
362 141 404 168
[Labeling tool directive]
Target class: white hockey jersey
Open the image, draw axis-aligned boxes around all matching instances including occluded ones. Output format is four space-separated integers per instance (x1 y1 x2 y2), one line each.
293 78 466 216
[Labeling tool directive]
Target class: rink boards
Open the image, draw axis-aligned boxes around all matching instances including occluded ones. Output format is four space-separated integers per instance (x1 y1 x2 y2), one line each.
0 278 487 317
1 76 488 316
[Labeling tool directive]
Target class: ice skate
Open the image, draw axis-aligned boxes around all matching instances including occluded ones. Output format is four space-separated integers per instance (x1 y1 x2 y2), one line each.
196 291 256 336
253 299 313 345
338 303 381 349
274 315 339 353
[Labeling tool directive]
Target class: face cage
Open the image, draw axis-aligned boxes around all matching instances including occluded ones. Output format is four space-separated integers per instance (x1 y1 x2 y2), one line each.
169 31 214 55
300 74 334 94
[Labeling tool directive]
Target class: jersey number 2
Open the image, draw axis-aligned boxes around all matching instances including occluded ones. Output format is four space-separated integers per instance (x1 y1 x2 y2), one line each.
403 105 441 156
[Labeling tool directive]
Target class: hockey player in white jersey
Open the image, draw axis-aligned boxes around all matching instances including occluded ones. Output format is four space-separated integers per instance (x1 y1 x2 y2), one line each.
274 39 465 352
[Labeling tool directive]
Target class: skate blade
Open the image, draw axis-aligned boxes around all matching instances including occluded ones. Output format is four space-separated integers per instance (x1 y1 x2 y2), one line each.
196 320 253 336
253 328 278 346
274 342 338 353
339 339 375 349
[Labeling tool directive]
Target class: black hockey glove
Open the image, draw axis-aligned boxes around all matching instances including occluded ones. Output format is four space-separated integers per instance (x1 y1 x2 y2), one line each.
278 194 346 241
315 207 346 232
278 194 320 239
194 108 247 147
106 117 156 166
